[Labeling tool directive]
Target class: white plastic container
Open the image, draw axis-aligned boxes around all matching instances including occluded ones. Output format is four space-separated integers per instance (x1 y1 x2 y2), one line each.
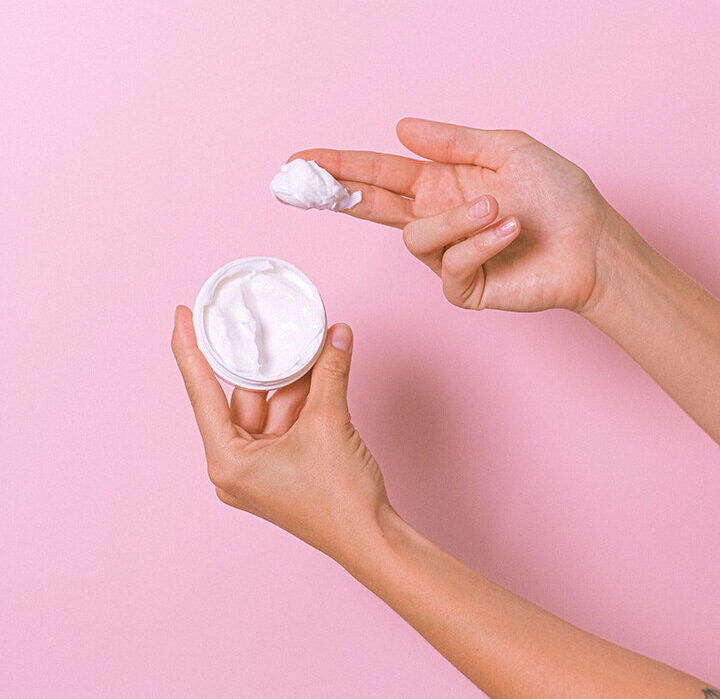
193 257 327 390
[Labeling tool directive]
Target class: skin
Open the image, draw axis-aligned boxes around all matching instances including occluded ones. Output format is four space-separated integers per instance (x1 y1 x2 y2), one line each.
173 118 720 696
292 117 720 443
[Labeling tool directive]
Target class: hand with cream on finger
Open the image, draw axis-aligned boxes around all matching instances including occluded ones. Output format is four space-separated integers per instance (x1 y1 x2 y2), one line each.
290 117 720 443
291 118 618 314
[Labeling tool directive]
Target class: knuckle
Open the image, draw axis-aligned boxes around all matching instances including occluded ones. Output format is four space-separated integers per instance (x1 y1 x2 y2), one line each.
441 208 461 229
206 452 240 492
403 221 432 258
369 154 383 182
206 458 228 488
441 247 464 277
441 279 461 307
402 222 419 255
505 129 534 148
215 487 233 506
507 128 529 141
472 231 492 252
205 446 260 503
441 260 475 309
319 358 348 381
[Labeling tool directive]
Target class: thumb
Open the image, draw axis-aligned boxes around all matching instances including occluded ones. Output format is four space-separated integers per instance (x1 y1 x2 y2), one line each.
307 323 353 413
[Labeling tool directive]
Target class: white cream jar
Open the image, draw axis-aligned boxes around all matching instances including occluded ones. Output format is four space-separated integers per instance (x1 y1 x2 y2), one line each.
193 257 327 389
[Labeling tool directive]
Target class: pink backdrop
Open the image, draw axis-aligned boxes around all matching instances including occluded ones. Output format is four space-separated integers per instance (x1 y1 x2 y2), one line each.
2 1 719 696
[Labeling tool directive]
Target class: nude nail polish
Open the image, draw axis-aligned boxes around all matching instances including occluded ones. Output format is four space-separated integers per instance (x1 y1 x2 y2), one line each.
468 196 490 220
495 218 517 237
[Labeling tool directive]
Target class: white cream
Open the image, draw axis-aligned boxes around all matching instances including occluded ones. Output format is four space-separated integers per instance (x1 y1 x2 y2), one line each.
193 258 326 388
270 159 362 211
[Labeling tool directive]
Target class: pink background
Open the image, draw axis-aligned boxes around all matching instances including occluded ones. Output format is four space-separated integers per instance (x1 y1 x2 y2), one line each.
2 1 719 696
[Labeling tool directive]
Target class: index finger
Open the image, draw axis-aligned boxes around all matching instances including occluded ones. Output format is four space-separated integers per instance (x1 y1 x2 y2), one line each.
171 305 237 448
289 149 424 198
334 179 414 229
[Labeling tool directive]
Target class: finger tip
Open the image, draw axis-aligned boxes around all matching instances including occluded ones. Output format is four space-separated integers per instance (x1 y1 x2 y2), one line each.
285 151 304 164
172 306 196 345
172 305 183 336
396 116 416 136
494 216 521 242
328 323 353 353
286 149 321 164
330 321 352 332
175 304 192 322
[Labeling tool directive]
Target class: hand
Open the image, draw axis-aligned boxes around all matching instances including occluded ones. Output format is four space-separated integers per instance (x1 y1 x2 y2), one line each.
171 306 390 563
293 118 633 313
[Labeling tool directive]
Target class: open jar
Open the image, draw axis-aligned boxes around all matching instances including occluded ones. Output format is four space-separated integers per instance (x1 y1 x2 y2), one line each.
193 257 327 390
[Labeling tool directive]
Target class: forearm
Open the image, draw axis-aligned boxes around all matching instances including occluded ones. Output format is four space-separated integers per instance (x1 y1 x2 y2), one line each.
583 214 720 443
338 506 709 698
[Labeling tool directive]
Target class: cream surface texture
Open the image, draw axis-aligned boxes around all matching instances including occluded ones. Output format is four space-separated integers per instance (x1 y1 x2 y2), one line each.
200 259 325 383
270 159 362 211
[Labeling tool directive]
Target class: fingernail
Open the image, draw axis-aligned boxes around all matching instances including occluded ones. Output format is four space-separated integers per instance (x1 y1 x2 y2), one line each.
330 323 352 353
495 218 518 237
468 195 490 220
174 305 181 323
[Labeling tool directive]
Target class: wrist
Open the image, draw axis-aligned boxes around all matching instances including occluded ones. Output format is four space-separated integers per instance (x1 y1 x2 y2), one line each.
578 206 651 325
331 501 413 580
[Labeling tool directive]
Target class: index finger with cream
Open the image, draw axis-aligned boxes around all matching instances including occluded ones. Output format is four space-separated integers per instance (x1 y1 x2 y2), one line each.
270 159 362 211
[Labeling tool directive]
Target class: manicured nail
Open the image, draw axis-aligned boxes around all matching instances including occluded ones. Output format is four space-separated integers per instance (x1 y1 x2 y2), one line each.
330 323 352 352
495 218 518 237
468 196 490 220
